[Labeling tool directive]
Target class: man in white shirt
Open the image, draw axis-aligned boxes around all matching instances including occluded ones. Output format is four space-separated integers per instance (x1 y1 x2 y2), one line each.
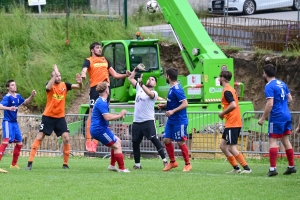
128 67 168 170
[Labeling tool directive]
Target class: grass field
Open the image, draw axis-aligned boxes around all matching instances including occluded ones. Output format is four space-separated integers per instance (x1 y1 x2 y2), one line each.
0 155 299 200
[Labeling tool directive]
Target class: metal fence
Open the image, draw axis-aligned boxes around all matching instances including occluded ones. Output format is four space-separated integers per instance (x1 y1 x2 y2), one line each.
2 111 300 159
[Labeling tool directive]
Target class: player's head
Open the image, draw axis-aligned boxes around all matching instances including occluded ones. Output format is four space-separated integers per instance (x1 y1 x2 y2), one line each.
51 71 62 84
96 81 109 97
219 71 232 86
263 64 276 82
165 67 178 84
6 80 17 93
90 42 102 57
146 76 157 88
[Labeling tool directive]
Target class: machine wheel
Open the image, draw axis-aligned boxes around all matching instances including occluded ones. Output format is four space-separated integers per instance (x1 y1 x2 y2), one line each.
243 0 256 15
292 0 300 11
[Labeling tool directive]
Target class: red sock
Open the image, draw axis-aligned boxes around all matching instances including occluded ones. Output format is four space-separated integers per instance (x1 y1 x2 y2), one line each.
110 149 116 166
0 138 9 160
165 143 175 161
115 153 125 170
12 144 22 166
179 144 190 165
269 147 278 168
286 148 294 166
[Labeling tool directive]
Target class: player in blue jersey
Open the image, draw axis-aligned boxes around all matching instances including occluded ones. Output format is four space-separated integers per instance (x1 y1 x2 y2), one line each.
158 67 191 172
0 80 36 173
258 64 296 177
90 81 130 173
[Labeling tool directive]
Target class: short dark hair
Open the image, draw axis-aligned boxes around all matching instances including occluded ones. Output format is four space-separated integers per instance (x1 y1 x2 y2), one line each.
220 71 232 81
150 76 157 83
90 42 101 56
166 67 178 81
6 80 14 88
263 64 276 77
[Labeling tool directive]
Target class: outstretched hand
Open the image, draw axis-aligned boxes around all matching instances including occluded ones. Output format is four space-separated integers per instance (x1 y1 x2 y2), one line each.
31 90 37 97
76 73 82 84
53 64 59 75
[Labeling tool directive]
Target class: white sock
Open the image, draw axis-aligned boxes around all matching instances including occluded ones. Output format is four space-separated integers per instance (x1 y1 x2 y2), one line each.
289 166 294 168
270 167 276 171
162 158 167 162
135 163 141 167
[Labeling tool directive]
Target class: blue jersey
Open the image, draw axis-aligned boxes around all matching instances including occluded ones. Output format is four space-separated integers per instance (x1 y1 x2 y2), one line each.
264 79 291 122
0 93 25 122
90 97 109 133
166 84 188 124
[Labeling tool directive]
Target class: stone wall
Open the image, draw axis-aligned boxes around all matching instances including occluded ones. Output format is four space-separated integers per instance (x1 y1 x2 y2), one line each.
90 0 210 15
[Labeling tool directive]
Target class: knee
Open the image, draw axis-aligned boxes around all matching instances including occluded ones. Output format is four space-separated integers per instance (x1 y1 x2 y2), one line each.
62 133 70 144
163 138 171 144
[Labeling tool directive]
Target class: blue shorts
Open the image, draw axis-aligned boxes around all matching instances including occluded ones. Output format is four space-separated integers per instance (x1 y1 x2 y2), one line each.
2 121 22 143
91 128 117 147
268 120 292 138
163 121 188 141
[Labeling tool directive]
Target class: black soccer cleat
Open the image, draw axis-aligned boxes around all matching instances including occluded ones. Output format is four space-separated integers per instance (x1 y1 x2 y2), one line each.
26 162 33 170
133 165 142 169
62 164 70 169
267 169 278 177
283 167 297 175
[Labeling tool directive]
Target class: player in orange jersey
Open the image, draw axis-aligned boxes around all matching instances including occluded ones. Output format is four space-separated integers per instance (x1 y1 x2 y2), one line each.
218 70 252 174
26 64 82 170
81 42 131 153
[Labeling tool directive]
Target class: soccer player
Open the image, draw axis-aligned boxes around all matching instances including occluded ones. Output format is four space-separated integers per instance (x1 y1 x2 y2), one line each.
128 67 168 169
26 64 82 170
0 80 36 173
158 67 192 172
218 70 252 174
90 81 130 173
258 64 296 177
81 42 131 153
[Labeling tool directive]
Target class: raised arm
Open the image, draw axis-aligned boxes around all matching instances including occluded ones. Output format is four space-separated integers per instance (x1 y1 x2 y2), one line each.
23 90 37 105
71 73 83 90
109 67 131 79
46 64 59 90
128 68 137 87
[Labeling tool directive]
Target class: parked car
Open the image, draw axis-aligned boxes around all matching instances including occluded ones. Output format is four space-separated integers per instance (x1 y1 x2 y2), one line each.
208 0 299 15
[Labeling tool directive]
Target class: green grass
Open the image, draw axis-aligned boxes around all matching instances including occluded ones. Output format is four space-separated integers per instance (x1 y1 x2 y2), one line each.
0 156 299 200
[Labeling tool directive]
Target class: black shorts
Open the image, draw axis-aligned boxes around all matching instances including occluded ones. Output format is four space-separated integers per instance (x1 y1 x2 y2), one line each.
89 85 111 108
222 127 241 145
132 120 156 142
39 115 69 137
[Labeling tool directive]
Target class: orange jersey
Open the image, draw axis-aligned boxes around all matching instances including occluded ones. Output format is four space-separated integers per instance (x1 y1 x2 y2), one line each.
221 85 242 128
86 57 110 87
43 82 71 118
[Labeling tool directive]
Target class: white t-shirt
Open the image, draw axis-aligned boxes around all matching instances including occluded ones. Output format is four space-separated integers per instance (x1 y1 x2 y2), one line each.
133 83 158 122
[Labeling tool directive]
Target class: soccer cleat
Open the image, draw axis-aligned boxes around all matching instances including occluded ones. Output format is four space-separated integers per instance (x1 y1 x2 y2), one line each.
26 162 33 170
119 168 130 173
0 168 8 173
62 164 70 169
133 165 142 170
163 161 178 172
226 169 242 174
85 140 93 152
267 169 278 177
108 165 119 172
241 169 252 174
10 164 20 169
183 164 192 172
283 167 297 175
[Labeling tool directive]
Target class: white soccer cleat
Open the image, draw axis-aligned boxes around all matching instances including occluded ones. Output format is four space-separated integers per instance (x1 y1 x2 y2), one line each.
0 168 8 173
241 169 252 174
226 169 241 174
119 168 130 173
108 165 119 172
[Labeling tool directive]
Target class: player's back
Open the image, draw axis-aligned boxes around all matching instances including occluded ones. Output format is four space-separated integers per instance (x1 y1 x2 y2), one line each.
90 97 109 133
266 79 291 121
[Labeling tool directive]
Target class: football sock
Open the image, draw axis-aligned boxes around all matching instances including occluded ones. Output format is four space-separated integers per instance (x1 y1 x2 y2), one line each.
110 149 116 166
235 153 248 167
227 155 238 168
286 148 294 167
269 147 278 168
12 144 22 166
151 137 166 159
0 138 9 160
135 163 141 167
63 144 70 165
132 141 141 163
179 144 190 165
92 139 98 145
29 139 42 162
165 142 175 161
115 153 125 170
85 118 91 141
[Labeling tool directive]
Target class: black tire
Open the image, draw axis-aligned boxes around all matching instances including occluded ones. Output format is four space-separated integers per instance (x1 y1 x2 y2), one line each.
243 0 256 15
292 0 300 11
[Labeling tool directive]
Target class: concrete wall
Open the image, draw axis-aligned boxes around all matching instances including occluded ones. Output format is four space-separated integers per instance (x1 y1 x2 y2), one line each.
90 0 210 15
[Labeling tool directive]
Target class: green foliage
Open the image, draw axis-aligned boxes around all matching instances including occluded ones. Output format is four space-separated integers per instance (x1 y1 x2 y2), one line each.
0 156 299 199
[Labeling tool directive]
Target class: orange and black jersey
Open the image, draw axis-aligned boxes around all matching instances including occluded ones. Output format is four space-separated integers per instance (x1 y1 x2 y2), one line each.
82 57 112 87
221 85 242 128
43 82 72 118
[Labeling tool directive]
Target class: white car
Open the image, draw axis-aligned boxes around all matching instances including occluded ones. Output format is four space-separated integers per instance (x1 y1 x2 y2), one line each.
208 0 299 15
